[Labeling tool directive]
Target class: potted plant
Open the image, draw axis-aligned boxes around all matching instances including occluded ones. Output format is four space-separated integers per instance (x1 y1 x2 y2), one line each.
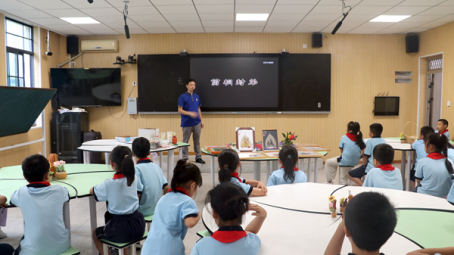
280 132 298 147
54 160 67 180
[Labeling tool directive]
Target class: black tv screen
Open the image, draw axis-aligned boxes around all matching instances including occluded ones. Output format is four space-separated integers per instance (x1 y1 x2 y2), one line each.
50 68 121 108
375 97 399 116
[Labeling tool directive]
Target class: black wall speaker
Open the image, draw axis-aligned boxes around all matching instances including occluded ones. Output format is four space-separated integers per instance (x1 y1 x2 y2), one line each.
406 35 419 53
67 37 79 55
312 33 323 48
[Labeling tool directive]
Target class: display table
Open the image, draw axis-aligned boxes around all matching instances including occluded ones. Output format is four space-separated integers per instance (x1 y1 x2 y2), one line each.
201 183 454 254
202 149 327 188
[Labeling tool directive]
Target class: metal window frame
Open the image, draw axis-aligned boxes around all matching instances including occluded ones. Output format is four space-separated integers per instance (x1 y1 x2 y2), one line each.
5 18 34 53
6 48 34 87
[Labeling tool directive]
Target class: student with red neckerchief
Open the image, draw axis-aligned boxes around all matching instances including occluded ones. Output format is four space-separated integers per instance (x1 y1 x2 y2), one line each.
435 119 450 141
142 159 203 255
363 144 403 190
267 145 307 186
218 149 267 197
191 182 267 255
325 121 366 185
414 133 454 198
90 146 145 255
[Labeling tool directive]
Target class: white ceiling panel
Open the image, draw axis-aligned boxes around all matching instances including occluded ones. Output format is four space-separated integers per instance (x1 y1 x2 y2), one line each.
358 22 394 29
292 26 326 33
263 27 293 33
123 27 148 34
266 20 300 27
164 14 201 21
419 20 451 28
273 5 313 14
435 14 454 22
194 0 234 3
236 0 276 4
318 0 362 6
383 6 431 15
6 10 52 19
350 6 393 15
63 0 112 9
374 28 405 34
387 22 425 28
19 0 72 10
235 5 275 13
106 0 152 7
347 14 383 22
348 27 386 34
404 15 445 22
42 9 86 17
311 5 344 14
405 27 429 33
303 14 338 21
419 6 454 15
202 20 234 28
79 8 121 17
268 14 304 21
205 27 234 32
235 21 267 27
109 22 141 29
0 0 35 10
151 0 193 5
278 0 319 4
175 27 205 33
144 27 176 33
169 21 203 27
155 5 197 14
440 0 454 5
140 22 173 29
358 0 403 6
130 15 166 22
119 6 160 15
28 17 71 25
93 16 124 23
199 13 233 20
234 26 264 32
45 24 82 30
295 21 332 28
195 5 234 13
63 29 93 35
321 23 355 33
399 0 445 7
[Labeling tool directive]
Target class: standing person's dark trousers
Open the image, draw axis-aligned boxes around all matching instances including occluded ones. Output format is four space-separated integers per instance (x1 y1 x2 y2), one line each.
182 123 202 160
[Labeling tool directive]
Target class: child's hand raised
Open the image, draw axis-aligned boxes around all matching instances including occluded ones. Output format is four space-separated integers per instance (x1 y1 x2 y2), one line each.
249 204 267 218
245 204 267 234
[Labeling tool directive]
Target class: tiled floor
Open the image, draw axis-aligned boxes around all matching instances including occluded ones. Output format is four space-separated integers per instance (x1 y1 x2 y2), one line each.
0 157 400 254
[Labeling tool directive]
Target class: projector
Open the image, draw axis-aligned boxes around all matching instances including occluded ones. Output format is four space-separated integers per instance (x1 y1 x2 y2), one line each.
46 51 53 56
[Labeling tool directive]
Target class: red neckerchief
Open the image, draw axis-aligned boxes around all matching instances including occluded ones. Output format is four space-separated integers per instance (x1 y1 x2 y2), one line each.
377 164 395 171
231 172 242 183
346 133 357 142
168 187 190 197
211 226 247 243
440 129 449 135
427 152 445 160
136 158 150 164
280 166 300 171
28 181 50 186
113 173 125 179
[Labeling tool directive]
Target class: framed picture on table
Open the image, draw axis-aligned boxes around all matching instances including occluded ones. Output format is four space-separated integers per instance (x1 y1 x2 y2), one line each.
236 127 255 152
262 130 278 151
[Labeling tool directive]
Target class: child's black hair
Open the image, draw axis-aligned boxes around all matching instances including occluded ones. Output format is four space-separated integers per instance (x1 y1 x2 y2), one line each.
348 121 366 150
22 154 50 183
420 126 435 138
345 192 396 252
218 149 240 184
369 123 383 137
438 119 449 127
424 133 454 175
373 144 394 165
171 159 203 192
205 182 249 226
132 137 150 159
110 146 135 186
279 146 298 183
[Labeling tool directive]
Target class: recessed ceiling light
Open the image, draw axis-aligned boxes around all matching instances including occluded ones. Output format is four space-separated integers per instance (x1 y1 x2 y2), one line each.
60 17 100 24
236 13 269 21
370 15 411 22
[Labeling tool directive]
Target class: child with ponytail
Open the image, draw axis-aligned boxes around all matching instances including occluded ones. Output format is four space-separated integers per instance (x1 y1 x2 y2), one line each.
90 146 145 255
191 182 267 255
142 159 203 255
218 149 267 196
267 145 307 186
325 121 366 184
414 133 454 198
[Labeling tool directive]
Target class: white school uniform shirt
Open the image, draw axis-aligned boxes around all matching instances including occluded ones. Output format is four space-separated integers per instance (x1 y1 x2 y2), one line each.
364 137 386 173
142 189 199 255
415 156 453 198
447 178 454 204
267 168 307 186
411 140 427 169
363 167 403 190
190 226 261 255
435 130 450 140
10 184 70 255
339 135 363 166
220 177 253 196
94 173 142 214
447 148 454 164
135 159 168 217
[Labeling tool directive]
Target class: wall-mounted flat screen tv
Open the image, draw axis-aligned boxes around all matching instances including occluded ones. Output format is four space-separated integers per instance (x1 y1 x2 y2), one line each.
374 96 399 116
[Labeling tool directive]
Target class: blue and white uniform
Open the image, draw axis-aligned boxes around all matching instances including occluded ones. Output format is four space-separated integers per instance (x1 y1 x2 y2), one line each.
363 166 403 190
135 159 168 217
415 154 453 198
436 130 450 141
267 168 307 186
10 183 70 255
447 148 454 163
222 175 253 196
142 188 199 255
191 226 261 255
339 135 363 166
447 178 454 205
364 137 386 173
411 140 428 169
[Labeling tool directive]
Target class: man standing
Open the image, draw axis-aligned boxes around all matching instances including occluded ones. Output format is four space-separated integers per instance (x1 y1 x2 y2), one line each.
178 79 205 164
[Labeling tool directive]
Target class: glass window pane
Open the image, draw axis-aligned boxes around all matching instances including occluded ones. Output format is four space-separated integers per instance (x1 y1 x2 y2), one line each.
8 77 18 87
18 54 23 78
24 26 31 39
6 20 23 36
24 39 32 52
8 52 18 76
7 34 24 50
19 78 24 87
24 54 31 87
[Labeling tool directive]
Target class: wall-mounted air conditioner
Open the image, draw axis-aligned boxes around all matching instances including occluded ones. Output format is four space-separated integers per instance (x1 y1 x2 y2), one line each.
81 40 118 52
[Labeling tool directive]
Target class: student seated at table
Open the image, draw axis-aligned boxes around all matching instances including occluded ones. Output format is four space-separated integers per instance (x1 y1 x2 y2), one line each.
132 137 169 217
324 192 397 255
90 146 145 255
408 247 454 255
191 182 267 255
435 119 450 140
325 121 366 185
414 133 453 198
348 123 386 186
142 159 202 255
267 146 307 186
218 149 267 196
410 126 435 189
10 154 70 255
363 144 403 190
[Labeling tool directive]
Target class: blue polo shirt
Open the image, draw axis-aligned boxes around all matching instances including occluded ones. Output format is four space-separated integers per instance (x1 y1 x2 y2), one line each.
435 130 450 140
267 169 307 186
415 157 453 198
10 184 70 255
339 135 363 166
219 177 253 196
412 139 427 169
364 137 386 173
447 178 454 204
178 92 201 127
448 148 454 163
363 167 403 190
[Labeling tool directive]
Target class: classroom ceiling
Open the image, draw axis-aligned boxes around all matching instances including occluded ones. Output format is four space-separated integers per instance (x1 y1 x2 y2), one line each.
1 0 454 35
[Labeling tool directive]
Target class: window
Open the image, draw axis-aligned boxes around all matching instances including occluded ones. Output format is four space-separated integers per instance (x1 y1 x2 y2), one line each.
429 58 443 71
6 18 33 87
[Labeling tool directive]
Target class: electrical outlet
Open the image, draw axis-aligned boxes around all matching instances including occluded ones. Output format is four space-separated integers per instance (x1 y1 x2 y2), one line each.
71 62 76 66
39 151 42 155
448 101 451 107
133 81 137 86
303 44 307 49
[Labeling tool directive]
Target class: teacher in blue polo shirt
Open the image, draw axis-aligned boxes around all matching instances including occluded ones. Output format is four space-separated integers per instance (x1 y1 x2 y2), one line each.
178 79 205 164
